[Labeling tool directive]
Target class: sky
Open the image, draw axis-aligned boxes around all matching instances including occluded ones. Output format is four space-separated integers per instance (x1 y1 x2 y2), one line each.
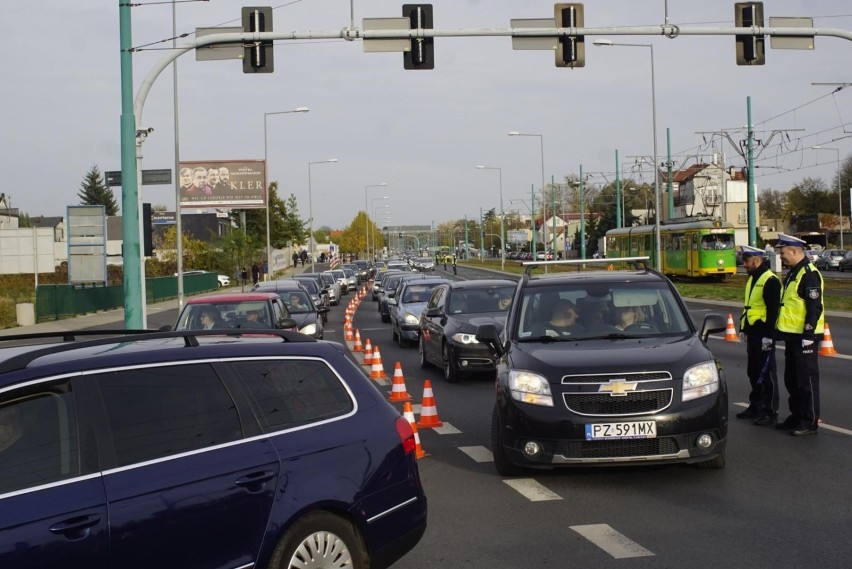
2 0 851 231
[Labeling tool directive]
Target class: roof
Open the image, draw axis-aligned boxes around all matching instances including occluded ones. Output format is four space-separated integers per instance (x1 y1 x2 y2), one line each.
526 269 662 286
31 216 64 228
185 292 279 304
446 279 517 289
252 280 306 292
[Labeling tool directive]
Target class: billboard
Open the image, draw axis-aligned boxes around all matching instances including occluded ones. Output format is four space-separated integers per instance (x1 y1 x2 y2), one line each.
179 160 265 209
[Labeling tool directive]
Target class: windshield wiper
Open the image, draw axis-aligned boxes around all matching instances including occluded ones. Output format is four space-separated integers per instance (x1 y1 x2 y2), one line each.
518 335 577 343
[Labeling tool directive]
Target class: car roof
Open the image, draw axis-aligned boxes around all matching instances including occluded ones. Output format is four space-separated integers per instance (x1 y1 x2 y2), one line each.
522 269 664 288
444 278 516 290
252 280 307 292
185 292 279 303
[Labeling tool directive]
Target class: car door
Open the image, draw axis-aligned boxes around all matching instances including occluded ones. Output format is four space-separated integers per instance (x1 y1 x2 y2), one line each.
91 363 279 569
0 379 108 569
422 286 447 362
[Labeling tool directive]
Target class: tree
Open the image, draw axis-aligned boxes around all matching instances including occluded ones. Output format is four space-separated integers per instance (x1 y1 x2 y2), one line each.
785 177 833 220
758 188 786 222
78 165 118 216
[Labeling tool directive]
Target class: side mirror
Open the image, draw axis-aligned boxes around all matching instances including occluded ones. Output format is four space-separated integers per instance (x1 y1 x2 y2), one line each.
476 323 505 358
700 314 727 343
425 307 442 318
387 298 398 306
278 318 299 330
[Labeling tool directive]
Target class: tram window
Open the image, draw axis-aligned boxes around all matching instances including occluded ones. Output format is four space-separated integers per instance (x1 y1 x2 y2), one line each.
701 235 734 250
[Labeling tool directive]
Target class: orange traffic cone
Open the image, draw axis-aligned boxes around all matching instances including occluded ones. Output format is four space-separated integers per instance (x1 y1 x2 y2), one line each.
388 362 412 402
819 322 838 356
403 401 428 459
344 319 354 341
353 329 363 352
724 314 740 342
362 340 373 367
417 379 443 428
370 347 387 380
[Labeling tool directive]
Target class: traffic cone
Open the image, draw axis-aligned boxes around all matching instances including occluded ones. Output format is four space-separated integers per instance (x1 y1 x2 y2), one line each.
370 347 387 380
362 340 373 367
388 362 412 402
724 314 740 342
344 319 354 342
417 379 443 428
403 402 428 459
819 322 838 356
353 329 363 352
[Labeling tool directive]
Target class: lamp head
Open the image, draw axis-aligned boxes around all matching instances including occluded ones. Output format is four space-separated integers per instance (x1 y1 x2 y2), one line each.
593 39 613 46
507 131 520 136
294 106 310 113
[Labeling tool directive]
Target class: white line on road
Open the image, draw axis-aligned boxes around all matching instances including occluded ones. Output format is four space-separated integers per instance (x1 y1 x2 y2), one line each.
570 524 655 559
432 422 461 435
733 402 852 436
502 479 563 502
458 445 493 462
710 335 852 359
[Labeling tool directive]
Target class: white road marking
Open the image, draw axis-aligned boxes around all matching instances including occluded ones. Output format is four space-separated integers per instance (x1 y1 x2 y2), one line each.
432 422 461 434
709 335 852 359
734 402 852 436
458 445 493 462
502 479 562 502
570 524 655 559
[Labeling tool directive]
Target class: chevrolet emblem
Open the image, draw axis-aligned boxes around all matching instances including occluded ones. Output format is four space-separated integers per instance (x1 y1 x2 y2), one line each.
598 379 638 396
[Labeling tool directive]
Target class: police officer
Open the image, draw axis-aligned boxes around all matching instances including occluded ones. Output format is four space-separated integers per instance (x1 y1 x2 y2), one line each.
737 245 781 425
774 234 824 436
451 255 457 275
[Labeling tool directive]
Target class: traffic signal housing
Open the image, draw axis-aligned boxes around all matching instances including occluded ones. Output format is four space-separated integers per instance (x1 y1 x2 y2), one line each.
555 3 584 68
242 7 274 73
403 4 434 70
735 2 765 65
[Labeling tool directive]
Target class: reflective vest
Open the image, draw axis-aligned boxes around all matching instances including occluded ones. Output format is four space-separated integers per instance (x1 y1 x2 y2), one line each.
741 269 779 329
777 262 824 335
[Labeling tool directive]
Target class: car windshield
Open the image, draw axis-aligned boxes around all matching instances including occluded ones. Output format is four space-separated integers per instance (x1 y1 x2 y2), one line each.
295 279 319 294
282 291 313 313
448 286 516 314
176 301 272 330
515 281 691 341
401 283 443 303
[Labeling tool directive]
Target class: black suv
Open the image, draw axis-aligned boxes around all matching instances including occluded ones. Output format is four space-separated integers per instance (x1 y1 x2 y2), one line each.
476 259 728 475
0 330 427 568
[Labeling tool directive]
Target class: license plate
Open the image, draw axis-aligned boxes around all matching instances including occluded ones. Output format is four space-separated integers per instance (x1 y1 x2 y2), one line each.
585 421 657 441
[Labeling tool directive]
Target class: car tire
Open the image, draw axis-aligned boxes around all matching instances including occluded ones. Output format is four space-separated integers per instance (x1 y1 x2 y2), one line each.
419 336 432 369
398 328 408 348
391 325 399 343
695 451 726 470
491 404 523 476
381 312 390 323
267 511 368 569
442 342 460 383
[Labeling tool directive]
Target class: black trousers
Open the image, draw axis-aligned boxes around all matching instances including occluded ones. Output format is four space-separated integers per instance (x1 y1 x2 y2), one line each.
745 333 778 415
781 335 821 426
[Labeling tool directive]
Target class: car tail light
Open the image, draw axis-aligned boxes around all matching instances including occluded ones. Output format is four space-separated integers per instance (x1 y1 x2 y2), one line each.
395 416 416 455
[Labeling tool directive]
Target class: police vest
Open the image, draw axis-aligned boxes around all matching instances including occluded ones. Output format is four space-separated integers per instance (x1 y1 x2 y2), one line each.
741 269 779 328
777 262 824 335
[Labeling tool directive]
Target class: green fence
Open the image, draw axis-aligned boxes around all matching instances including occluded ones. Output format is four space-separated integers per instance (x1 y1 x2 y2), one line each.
35 273 219 323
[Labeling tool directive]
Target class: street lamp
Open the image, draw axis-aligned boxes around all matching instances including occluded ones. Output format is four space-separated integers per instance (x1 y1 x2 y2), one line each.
371 198 390 262
593 39 662 270
264 107 309 277
508 131 548 261
812 146 843 248
364 183 388 261
307 158 338 273
476 165 505 271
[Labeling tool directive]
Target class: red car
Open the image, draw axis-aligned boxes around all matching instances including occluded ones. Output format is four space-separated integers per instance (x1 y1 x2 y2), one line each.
172 292 298 331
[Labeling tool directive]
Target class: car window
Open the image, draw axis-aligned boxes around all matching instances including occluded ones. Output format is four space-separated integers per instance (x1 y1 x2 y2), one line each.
448 285 515 314
402 283 442 303
232 359 353 430
94 364 243 467
0 388 79 495
283 291 313 313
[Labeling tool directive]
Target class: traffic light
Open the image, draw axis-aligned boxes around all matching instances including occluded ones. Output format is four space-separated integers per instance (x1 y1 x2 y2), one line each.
735 2 765 65
555 3 584 68
403 4 434 70
242 7 274 73
142 202 154 257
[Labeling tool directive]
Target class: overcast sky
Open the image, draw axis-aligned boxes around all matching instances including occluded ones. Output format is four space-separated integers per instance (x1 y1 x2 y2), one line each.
3 0 850 230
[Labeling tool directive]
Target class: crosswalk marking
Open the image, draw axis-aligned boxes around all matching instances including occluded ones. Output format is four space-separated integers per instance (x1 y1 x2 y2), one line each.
432 422 461 435
458 445 493 462
571 524 655 559
502 479 562 502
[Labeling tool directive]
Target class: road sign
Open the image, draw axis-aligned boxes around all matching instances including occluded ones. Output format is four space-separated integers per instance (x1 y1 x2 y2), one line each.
104 169 172 187
196 27 243 61
363 18 411 52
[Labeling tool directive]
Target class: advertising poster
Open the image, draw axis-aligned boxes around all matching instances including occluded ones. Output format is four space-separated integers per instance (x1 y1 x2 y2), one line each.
179 160 266 209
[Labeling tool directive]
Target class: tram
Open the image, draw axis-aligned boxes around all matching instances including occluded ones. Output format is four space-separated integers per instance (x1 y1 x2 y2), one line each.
605 217 737 280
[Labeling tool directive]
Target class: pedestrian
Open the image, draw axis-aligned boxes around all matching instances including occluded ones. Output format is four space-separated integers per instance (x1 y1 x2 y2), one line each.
240 267 248 287
774 233 824 436
251 263 260 285
737 245 782 426
292 251 299 268
452 255 457 275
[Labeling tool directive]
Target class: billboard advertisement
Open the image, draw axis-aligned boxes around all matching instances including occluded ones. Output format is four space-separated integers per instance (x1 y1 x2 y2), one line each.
179 160 265 209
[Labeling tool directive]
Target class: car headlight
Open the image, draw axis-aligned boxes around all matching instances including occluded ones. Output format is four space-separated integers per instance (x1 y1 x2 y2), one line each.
404 313 420 325
508 370 553 407
451 332 479 344
682 361 720 402
300 323 317 336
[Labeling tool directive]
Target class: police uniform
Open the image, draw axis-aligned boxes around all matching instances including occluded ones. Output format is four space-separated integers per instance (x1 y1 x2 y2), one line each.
737 245 781 425
774 234 824 436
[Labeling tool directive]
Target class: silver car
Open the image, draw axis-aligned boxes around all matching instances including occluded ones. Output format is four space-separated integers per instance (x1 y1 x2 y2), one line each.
816 249 846 270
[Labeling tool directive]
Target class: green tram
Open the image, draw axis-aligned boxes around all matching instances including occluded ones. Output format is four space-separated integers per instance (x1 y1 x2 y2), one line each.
605 217 737 280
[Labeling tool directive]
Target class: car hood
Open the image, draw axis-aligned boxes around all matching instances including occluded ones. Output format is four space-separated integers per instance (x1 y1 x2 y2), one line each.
508 334 712 381
290 312 317 328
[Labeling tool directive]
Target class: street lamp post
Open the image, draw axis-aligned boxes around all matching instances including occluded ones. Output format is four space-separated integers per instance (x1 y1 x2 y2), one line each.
508 131 547 264
476 165 505 271
593 39 662 270
364 183 388 261
263 107 309 277
307 158 338 273
371 200 390 261
812 146 843 248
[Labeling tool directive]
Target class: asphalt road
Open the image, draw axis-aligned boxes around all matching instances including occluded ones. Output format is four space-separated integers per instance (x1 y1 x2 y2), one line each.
78 267 852 568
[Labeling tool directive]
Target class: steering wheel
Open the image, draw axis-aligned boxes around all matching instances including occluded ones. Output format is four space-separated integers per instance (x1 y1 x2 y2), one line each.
624 322 658 333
